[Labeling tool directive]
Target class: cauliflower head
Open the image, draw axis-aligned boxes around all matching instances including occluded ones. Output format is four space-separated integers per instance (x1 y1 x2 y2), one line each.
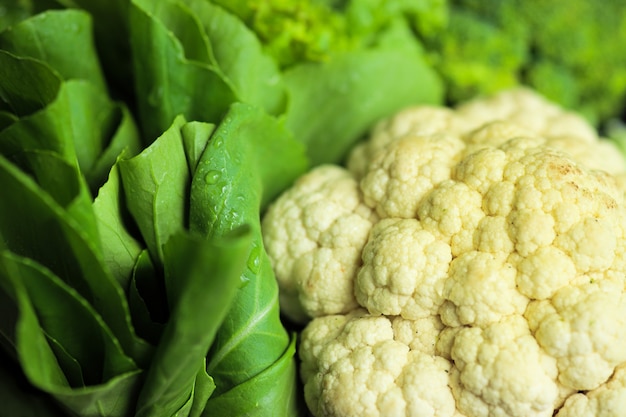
261 88 626 417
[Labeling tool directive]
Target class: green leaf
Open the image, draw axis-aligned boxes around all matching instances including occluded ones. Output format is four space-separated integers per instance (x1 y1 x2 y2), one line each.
189 103 306 400
283 33 443 165
0 0 34 32
129 0 236 141
204 335 299 416
0 9 108 92
45 334 85 388
135 228 252 417
53 0 134 100
0 155 150 366
0 252 144 417
87 104 142 193
0 77 134 191
183 0 287 116
93 161 144 291
0 110 18 130
188 361 215 417
1 252 138 387
190 102 308 235
118 115 190 264
0 50 60 117
180 121 215 174
128 250 166 345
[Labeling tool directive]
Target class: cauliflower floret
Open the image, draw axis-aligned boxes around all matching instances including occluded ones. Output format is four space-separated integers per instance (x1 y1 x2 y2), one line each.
262 88 626 416
359 133 465 218
556 364 626 417
355 218 451 319
300 309 458 417
525 279 626 391
439 251 529 327
448 315 561 417
262 165 377 322
347 106 464 179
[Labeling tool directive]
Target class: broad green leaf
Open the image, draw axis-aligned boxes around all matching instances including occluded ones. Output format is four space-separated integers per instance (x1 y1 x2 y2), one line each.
180 120 215 173
189 103 306 399
19 150 96 231
128 250 166 346
87 104 142 193
0 251 144 417
118 115 190 264
204 335 299 416
0 110 17 130
188 361 214 417
283 30 443 165
0 155 150 366
135 229 251 417
184 0 286 115
129 0 236 141
46 334 85 388
139 0 213 64
93 161 144 290
190 102 309 234
162 360 214 417
50 371 143 417
1 252 138 387
0 258 69 391
0 9 107 92
0 77 132 190
53 0 134 100
0 50 60 117
0 0 34 32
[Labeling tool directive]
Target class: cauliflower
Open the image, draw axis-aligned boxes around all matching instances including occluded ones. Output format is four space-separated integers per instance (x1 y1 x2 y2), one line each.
261 88 626 416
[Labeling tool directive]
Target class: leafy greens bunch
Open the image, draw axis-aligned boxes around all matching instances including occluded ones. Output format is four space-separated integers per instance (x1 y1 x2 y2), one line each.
0 0 441 416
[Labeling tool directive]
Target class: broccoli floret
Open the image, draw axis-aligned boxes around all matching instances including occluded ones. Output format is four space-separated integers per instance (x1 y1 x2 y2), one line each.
422 0 626 124
209 0 353 67
421 8 527 103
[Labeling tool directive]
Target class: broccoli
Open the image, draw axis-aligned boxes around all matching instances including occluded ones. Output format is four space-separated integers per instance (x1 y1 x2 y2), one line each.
208 0 447 68
421 0 626 125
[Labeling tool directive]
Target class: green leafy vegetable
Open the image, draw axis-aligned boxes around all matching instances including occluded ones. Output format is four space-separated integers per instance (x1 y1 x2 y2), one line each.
135 228 252 417
0 9 108 92
190 104 307 411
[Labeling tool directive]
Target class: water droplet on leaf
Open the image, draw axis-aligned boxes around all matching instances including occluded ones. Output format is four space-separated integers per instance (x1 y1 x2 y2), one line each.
204 170 220 184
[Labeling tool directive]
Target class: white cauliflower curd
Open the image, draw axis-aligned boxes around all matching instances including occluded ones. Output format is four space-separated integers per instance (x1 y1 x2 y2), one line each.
261 88 626 417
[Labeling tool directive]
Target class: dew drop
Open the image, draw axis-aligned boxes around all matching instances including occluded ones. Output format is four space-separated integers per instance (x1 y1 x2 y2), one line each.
204 170 220 184
247 246 261 274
